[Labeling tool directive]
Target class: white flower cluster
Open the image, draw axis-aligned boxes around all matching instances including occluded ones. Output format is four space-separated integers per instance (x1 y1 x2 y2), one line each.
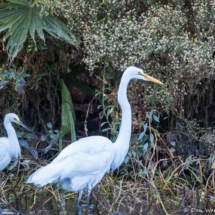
44 0 215 120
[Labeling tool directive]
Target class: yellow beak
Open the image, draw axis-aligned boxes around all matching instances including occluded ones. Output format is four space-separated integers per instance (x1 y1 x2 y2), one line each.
14 119 31 132
140 72 164 85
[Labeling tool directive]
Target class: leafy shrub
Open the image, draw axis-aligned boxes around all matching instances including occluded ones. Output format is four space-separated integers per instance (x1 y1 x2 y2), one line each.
44 0 215 119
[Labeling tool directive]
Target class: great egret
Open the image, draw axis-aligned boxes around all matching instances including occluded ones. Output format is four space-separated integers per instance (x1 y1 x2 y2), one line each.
0 113 31 171
27 66 163 207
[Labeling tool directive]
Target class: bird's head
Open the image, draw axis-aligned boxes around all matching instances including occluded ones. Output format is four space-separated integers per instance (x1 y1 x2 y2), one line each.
124 66 164 85
4 113 31 132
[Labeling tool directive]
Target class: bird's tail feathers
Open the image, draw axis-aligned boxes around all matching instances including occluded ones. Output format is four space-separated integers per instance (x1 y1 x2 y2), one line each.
27 164 60 187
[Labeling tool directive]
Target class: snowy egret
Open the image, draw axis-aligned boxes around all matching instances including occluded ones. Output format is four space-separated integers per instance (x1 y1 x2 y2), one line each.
0 113 31 171
27 66 163 207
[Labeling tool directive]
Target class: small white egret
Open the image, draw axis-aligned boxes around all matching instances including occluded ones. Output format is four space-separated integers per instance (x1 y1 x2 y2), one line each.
27 66 163 207
0 113 31 171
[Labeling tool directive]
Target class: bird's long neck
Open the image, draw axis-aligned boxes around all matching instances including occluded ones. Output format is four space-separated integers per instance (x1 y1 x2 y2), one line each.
4 120 20 158
112 73 132 169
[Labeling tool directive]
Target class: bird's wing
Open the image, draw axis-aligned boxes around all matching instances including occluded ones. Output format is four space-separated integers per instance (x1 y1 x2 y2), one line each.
27 136 114 186
58 150 112 178
28 150 113 187
52 136 113 164
0 138 10 171
0 138 7 161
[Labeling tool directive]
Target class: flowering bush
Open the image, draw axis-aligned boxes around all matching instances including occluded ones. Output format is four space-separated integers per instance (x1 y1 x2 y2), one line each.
43 0 215 123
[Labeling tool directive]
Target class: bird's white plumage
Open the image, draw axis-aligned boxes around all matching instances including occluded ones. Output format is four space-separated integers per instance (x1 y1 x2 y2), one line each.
0 141 11 171
27 66 163 206
0 113 30 171
28 136 114 191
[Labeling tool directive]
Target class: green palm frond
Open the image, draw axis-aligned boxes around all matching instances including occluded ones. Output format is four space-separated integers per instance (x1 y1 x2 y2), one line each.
0 0 76 63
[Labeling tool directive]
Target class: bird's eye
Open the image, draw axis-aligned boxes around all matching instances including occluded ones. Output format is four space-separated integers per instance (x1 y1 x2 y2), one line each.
14 118 18 122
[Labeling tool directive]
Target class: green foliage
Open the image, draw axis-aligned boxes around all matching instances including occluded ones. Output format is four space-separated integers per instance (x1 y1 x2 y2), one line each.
66 65 95 96
0 0 76 64
59 80 76 151
19 139 38 159
96 66 121 140
17 131 38 159
137 111 160 158
44 0 215 120
177 114 204 140
0 65 30 94
47 122 59 139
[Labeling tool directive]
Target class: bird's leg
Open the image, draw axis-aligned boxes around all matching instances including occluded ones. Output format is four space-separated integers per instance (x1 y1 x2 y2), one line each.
86 189 91 206
77 190 83 207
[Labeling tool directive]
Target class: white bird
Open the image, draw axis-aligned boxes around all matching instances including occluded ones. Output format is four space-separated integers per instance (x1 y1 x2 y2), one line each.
0 113 31 171
27 66 163 207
